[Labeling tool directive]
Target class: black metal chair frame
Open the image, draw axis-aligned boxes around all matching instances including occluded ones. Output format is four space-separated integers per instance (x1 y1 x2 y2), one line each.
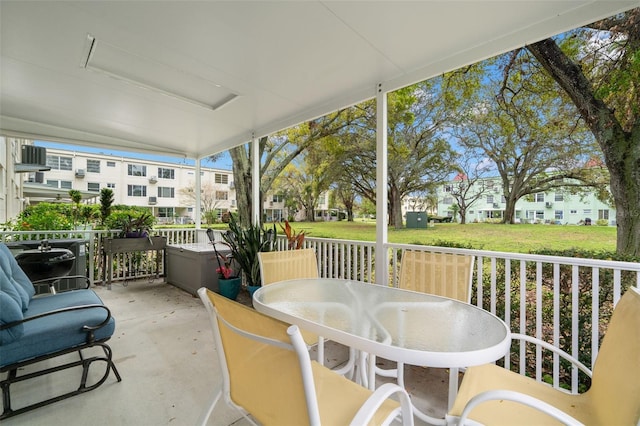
0 304 122 420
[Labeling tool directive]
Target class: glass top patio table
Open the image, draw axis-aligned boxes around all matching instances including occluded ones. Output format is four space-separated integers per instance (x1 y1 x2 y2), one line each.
253 278 511 369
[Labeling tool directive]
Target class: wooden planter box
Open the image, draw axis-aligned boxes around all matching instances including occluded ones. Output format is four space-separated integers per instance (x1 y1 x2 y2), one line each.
102 236 167 288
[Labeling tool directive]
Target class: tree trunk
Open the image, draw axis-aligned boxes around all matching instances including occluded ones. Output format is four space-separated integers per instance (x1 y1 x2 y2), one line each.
389 186 403 229
229 145 253 227
502 200 516 224
528 39 640 256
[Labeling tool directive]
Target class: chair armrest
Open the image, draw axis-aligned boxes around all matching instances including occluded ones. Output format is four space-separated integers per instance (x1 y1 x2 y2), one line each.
32 275 91 293
456 389 584 426
512 333 592 378
349 382 414 426
0 304 112 337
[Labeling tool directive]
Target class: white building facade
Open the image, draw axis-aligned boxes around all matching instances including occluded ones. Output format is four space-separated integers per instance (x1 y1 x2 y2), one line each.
436 177 615 225
18 146 290 224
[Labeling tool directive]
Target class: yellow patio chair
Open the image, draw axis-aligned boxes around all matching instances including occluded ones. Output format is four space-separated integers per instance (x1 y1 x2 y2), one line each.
258 248 319 285
375 249 475 421
257 248 355 376
447 286 640 425
196 287 414 426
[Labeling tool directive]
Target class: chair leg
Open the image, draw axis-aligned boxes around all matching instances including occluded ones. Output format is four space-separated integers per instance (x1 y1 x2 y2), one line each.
196 383 222 426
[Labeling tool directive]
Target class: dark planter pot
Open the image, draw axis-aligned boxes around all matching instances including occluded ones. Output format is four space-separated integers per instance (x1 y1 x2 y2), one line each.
218 277 241 300
247 285 260 298
125 231 148 238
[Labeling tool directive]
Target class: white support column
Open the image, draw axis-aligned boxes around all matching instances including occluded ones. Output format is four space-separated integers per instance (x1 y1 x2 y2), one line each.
194 157 202 229
251 136 260 225
375 83 389 285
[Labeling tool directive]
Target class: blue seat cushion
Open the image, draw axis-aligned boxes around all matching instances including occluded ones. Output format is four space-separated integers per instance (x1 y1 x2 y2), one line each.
0 289 115 368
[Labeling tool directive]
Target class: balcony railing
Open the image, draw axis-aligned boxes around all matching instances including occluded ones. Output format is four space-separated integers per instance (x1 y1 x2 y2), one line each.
2 228 638 393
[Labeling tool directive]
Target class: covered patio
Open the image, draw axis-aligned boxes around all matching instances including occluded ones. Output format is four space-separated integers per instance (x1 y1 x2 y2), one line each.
2 1 640 424
0 278 451 426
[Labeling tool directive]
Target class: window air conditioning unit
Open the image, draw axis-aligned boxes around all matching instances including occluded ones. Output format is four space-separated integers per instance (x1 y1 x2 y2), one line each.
149 176 157 183
229 181 235 189
493 203 499 208
75 169 85 178
148 196 157 205
545 202 553 208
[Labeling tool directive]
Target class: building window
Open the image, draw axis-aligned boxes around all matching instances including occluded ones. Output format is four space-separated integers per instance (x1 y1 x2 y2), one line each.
272 194 284 203
87 159 100 173
486 195 494 204
107 183 116 188
46 180 72 189
157 187 175 198
598 209 609 220
127 164 147 177
554 193 564 202
555 210 564 220
535 193 545 202
214 173 229 184
215 191 228 201
46 155 72 171
158 207 175 218
106 161 116 167
127 185 147 197
87 182 100 192
158 167 175 179
443 184 453 193
443 197 453 204
584 209 592 215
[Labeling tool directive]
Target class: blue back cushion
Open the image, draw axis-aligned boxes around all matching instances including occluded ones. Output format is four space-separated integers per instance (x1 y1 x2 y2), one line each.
0 289 24 344
0 243 35 307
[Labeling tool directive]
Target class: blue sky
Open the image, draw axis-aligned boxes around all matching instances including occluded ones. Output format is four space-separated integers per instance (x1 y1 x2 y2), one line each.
34 140 234 170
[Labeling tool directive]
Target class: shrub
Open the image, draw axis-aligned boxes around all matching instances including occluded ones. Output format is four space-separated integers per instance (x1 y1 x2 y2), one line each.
476 248 639 391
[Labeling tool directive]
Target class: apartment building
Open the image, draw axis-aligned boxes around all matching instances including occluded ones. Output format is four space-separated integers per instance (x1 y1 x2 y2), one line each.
435 177 615 225
24 147 292 224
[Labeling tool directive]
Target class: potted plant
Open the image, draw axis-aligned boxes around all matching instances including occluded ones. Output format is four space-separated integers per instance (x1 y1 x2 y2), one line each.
221 214 276 294
209 233 241 300
116 212 154 239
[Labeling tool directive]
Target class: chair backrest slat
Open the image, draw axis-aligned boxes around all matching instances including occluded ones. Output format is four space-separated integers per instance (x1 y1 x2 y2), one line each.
398 250 474 302
258 248 318 285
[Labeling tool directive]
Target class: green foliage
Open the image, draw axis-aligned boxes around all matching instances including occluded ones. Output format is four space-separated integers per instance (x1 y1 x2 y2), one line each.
476 247 640 391
104 206 155 236
221 214 277 287
99 188 114 225
12 203 73 231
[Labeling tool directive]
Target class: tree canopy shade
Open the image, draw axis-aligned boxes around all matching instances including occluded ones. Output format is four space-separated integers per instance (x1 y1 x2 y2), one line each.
448 49 608 226
527 8 640 256
331 83 458 228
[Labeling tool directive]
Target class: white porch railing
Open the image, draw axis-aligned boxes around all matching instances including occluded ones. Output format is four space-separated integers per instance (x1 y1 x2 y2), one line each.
2 228 639 393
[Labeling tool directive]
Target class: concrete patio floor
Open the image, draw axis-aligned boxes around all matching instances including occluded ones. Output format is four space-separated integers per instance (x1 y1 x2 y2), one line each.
1 280 449 425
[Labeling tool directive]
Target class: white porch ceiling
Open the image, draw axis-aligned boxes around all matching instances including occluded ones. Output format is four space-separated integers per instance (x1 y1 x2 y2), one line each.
1 1 637 159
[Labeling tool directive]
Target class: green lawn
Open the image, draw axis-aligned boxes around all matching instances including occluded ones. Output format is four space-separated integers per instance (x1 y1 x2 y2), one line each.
279 220 617 253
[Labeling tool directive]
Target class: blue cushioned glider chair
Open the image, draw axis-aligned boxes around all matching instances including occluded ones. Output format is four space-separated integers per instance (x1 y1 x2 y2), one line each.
0 243 121 419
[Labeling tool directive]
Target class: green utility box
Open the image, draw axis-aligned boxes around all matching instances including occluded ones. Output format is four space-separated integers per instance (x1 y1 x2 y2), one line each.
406 212 428 229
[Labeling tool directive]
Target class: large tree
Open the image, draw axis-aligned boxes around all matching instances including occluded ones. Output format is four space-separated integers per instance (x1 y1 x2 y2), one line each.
450 49 607 225
228 110 354 226
526 8 640 255
448 150 492 224
335 82 458 228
